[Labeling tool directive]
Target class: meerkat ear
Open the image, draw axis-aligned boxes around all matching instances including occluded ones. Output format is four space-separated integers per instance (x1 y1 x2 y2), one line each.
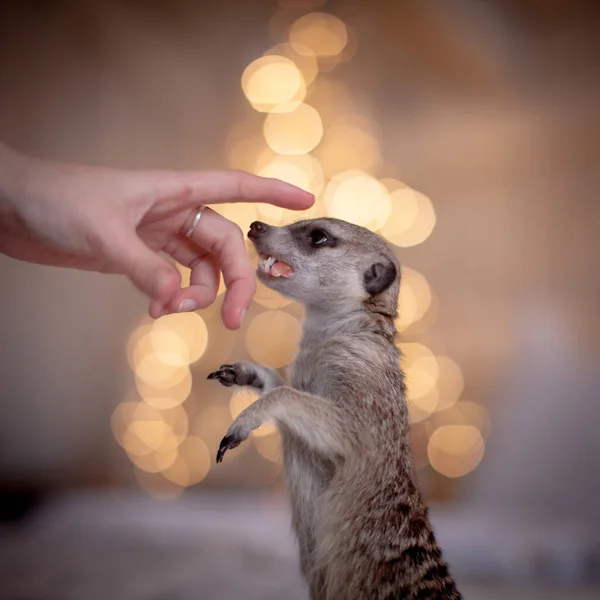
363 260 397 296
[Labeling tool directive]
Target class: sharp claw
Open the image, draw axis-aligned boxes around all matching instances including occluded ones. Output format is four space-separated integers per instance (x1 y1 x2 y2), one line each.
207 372 219 380
216 433 241 464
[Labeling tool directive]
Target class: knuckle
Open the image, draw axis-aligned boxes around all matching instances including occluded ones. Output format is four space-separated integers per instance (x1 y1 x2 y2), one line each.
229 169 251 200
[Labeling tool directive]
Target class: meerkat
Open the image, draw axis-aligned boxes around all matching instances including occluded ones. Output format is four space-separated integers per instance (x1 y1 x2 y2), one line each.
207 218 461 600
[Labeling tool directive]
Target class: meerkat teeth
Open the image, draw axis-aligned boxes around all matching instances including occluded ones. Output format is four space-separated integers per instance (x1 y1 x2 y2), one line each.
265 256 277 270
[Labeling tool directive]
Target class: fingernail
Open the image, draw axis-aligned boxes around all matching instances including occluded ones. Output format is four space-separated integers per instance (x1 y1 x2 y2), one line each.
239 308 247 325
178 299 199 313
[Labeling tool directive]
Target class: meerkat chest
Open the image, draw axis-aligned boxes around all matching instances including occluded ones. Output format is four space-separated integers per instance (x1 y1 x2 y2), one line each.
290 345 332 396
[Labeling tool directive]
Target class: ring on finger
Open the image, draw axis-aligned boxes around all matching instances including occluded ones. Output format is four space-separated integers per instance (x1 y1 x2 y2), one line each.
182 205 206 238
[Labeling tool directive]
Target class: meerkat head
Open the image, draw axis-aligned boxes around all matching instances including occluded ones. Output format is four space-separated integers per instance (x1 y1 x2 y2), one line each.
248 218 399 316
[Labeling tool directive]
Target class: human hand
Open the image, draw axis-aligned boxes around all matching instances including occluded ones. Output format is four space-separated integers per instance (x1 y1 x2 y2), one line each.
0 143 313 329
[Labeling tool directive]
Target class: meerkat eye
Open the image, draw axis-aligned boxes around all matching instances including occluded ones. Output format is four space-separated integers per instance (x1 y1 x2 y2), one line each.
309 229 330 247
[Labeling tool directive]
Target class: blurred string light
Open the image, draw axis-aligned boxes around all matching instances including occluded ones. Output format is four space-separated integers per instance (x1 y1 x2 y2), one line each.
427 425 485 479
115 310 213 491
289 12 348 59
242 55 306 113
263 42 319 87
314 114 383 177
323 170 390 229
263 102 323 154
396 267 432 332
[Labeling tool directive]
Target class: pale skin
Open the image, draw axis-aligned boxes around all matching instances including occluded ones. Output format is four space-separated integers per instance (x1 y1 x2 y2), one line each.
0 142 314 329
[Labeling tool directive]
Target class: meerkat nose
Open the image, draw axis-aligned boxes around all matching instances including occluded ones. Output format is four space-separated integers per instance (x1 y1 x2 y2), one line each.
248 221 268 240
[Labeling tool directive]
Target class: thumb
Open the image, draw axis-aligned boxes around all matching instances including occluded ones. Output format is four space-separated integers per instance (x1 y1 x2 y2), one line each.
103 228 181 303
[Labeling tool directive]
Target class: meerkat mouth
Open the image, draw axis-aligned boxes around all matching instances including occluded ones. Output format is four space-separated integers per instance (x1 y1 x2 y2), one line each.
257 254 294 278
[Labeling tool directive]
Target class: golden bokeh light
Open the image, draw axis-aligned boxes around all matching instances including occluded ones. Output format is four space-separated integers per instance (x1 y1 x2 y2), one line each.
316 20 357 71
242 55 306 112
396 267 433 332
148 327 190 367
161 436 211 487
259 156 311 193
433 357 465 412
399 344 441 419
381 186 436 248
314 115 382 177
289 12 348 58
432 401 491 440
398 342 435 367
245 310 302 368
126 324 153 371
111 401 141 449
154 313 208 364
254 159 326 227
263 103 323 155
194 405 232 449
325 171 390 230
128 445 179 474
404 355 439 399
125 420 178 454
113 402 190 461
135 354 190 390
257 153 325 197
254 431 283 464
264 42 319 87
427 425 485 479
130 328 156 370
135 369 192 410
379 185 419 241
159 405 189 444
229 388 259 419
407 387 439 424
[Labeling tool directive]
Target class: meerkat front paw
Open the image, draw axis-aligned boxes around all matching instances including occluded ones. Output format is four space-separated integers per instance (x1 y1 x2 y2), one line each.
216 420 253 463
207 363 259 388
216 431 244 463
216 401 266 463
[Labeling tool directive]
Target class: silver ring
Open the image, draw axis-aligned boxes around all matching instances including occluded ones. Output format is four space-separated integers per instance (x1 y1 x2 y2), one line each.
184 205 206 238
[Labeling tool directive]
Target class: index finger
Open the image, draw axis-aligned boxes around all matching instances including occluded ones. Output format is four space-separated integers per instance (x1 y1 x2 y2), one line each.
155 169 315 213
189 208 256 330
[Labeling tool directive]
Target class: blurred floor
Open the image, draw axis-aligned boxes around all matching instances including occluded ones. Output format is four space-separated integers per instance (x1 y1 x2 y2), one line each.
1 491 598 600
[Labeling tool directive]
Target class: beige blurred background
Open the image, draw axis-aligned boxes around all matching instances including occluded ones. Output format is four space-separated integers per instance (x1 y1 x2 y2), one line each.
0 1 599 598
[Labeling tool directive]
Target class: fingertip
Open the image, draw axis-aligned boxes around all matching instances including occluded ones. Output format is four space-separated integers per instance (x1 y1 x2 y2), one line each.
272 180 315 209
220 305 241 330
220 298 250 330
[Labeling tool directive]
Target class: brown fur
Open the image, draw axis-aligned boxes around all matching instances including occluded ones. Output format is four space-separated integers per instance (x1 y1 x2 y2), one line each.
209 219 461 599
